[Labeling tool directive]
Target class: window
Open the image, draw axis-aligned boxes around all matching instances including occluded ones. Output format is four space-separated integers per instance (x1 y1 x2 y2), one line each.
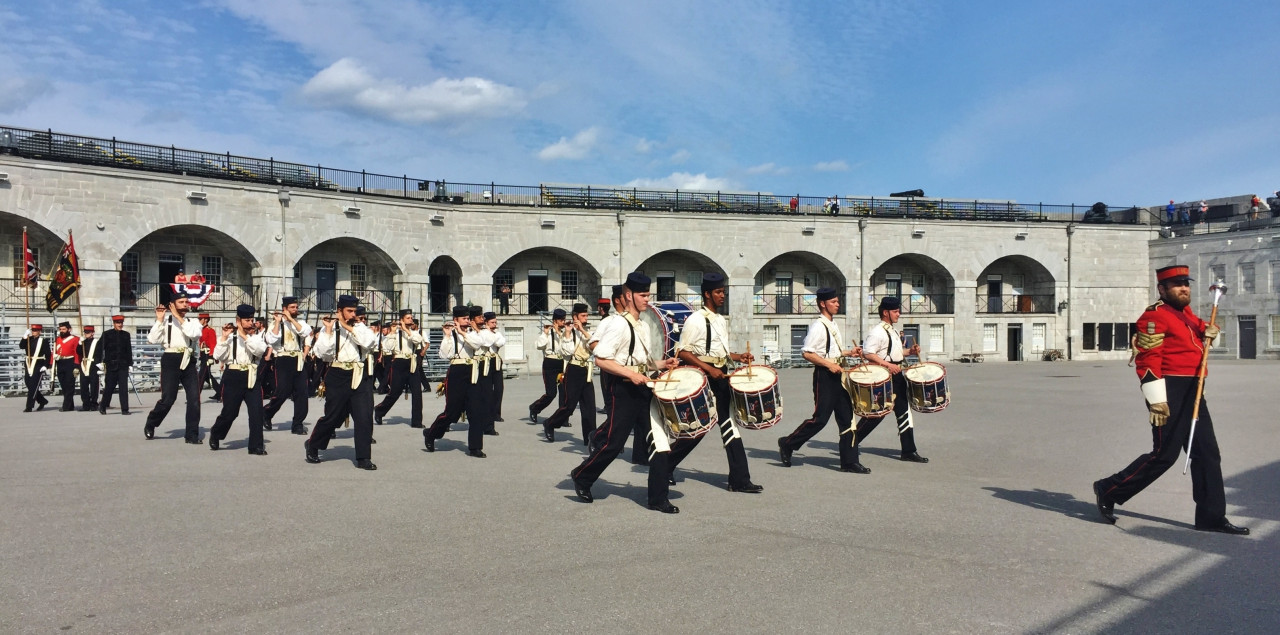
982 323 997 352
885 273 902 300
763 325 779 347
1270 315 1280 348
929 324 945 354
1098 323 1113 351
561 270 578 300
910 273 925 291
493 269 513 299
201 256 223 290
503 327 523 360
656 271 676 302
11 245 38 281
1240 263 1255 293
121 252 139 296
350 263 367 291
292 264 302 294
686 271 702 298
1113 323 1129 350
1083 323 1096 350
1272 262 1280 294
1209 264 1226 285
803 272 816 287
1031 323 1046 354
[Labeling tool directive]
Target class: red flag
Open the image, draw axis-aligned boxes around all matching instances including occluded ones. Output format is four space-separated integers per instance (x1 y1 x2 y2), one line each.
44 232 80 312
20 229 39 288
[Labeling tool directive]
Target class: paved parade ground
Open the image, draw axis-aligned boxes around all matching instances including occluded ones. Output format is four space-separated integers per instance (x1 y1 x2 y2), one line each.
1 360 1276 633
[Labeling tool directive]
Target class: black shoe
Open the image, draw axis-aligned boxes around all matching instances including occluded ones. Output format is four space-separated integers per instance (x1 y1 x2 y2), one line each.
60 406 74 412
840 463 871 474
468 450 487 458
36 402 46 411
409 422 425 429
778 439 792 467
144 423 155 440
424 436 435 452
356 459 377 471
185 436 203 445
572 478 593 503
495 417 504 422
98 406 107 415
121 411 132 416
375 412 384 425
648 500 680 514
304 439 320 463
209 438 220 451
22 408 32 413
900 452 929 463
557 422 570 429
263 421 274 432
1092 480 1117 524
248 447 268 456
484 430 499 436
529 406 538 425
1195 520 1249 535
371 438 377 444
543 427 555 442
728 482 764 493
291 423 307 435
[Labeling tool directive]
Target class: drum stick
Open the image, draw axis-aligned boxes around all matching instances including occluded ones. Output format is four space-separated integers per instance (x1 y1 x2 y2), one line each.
746 341 753 378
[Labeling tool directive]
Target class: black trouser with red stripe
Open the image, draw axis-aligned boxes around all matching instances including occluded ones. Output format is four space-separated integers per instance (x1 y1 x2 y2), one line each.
529 359 562 416
263 355 309 427
308 367 374 461
56 359 77 410
209 369 265 451
426 364 487 452
543 363 596 442
779 366 857 468
374 357 423 426
572 378 670 506
1096 376 1226 527
146 352 201 441
100 365 129 413
853 373 918 460
667 367 752 487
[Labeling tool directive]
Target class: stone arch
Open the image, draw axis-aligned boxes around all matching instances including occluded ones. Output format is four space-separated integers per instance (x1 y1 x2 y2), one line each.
118 224 262 312
868 253 956 315
0 212 71 313
975 255 1057 314
492 246 603 315
293 237 404 314
632 249 729 306
428 256 463 314
752 250 846 315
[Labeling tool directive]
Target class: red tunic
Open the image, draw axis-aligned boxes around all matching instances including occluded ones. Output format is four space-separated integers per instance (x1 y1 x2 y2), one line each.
1134 301 1207 381
55 335 82 364
200 327 218 353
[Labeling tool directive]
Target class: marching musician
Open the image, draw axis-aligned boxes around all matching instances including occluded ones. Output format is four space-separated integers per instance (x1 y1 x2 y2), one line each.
373 321 390 395
53 321 80 412
569 272 680 513
850 296 928 469
1092 265 1247 535
145 289 205 443
777 288 865 472
98 315 133 415
374 309 426 428
468 306 500 441
528 308 569 425
424 306 492 457
264 296 314 435
304 295 378 470
485 312 506 429
667 273 763 493
197 312 221 398
19 324 51 412
208 304 269 455
77 325 103 412
541 303 597 445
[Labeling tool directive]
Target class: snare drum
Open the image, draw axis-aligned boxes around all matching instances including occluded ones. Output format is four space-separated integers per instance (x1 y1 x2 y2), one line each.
903 361 949 413
651 366 716 440
843 365 894 418
727 365 783 430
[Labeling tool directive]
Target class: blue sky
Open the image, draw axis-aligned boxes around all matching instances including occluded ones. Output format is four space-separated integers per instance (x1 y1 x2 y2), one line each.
1 0 1277 205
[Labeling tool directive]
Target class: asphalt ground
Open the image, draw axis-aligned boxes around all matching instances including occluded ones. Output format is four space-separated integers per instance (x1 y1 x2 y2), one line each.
1 360 1276 634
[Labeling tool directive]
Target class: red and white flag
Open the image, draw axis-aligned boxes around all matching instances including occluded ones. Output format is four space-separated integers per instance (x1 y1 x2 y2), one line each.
20 229 40 288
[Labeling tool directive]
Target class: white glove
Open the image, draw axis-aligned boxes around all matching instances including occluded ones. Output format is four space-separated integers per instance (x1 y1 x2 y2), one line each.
24 329 32 338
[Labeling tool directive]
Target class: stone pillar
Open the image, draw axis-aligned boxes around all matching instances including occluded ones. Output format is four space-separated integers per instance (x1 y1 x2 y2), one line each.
396 274 430 315
73 259 121 324
727 281 754 346
254 274 292 311
953 280 978 354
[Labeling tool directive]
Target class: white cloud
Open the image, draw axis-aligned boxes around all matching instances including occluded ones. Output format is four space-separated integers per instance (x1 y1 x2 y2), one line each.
669 149 690 164
625 172 736 191
813 160 849 172
0 76 54 113
300 58 526 124
635 138 654 153
537 126 601 161
746 162 777 174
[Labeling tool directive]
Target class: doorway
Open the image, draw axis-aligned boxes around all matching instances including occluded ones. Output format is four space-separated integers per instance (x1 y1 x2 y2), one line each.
790 324 808 365
1007 324 1022 361
158 253 184 284
528 270 548 314
1238 315 1256 359
902 324 920 362
429 274 451 313
316 262 336 312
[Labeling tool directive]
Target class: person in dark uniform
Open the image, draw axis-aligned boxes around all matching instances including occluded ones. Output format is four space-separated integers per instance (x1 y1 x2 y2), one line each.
304 295 378 470
777 288 864 472
528 308 568 425
484 312 505 430
52 322 80 412
851 296 928 469
19 324 51 412
263 296 313 435
254 316 275 404
569 272 681 513
424 306 491 457
1093 265 1248 535
541 303 597 444
208 304 269 455
98 315 133 415
374 309 425 428
372 321 390 395
77 325 103 411
144 290 204 443
667 273 763 493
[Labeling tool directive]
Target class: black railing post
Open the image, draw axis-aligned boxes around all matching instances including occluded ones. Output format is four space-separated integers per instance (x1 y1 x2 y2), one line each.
111 136 116 160
491 182 495 204
403 174 407 198
1039 201 1043 220
171 145 176 170
675 189 680 211
270 157 275 182
46 128 52 154
361 170 366 193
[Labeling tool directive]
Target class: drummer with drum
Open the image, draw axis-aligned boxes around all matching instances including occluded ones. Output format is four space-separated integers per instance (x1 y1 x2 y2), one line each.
852 296 929 467
667 273 764 493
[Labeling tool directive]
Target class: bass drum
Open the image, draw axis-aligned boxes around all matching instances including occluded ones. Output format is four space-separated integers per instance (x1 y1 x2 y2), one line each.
636 301 695 362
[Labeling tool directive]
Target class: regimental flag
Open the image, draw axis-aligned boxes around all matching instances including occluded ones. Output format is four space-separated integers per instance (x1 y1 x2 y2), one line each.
44 232 80 312
169 281 216 307
19 229 40 288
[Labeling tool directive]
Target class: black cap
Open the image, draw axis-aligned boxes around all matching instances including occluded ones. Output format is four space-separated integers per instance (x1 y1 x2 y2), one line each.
282 296 298 307
552 308 567 320
468 306 483 319
369 320 382 328
355 306 367 316
624 271 651 292
399 309 413 317
701 272 725 292
483 311 496 321
877 296 901 312
572 303 589 314
452 306 469 318
815 287 838 302
337 294 359 308
236 304 255 318
610 284 624 300
58 321 71 329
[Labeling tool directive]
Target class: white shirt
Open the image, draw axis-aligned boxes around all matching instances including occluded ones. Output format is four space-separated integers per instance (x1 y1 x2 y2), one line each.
676 308 730 359
800 316 843 360
593 314 654 366
147 314 203 349
213 331 268 364
265 318 313 353
589 315 624 347
535 327 569 358
862 321 904 363
312 322 377 364
437 328 472 360
380 326 425 356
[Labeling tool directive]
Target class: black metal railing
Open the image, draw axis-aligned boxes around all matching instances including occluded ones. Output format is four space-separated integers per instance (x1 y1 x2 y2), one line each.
866 294 955 315
292 287 399 314
754 293 847 315
122 281 256 313
491 293 594 315
0 278 81 313
976 294 1056 314
0 124 1143 223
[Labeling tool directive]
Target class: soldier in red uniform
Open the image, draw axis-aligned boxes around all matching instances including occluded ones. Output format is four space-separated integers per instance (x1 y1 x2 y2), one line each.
1093 265 1248 535
197 312 221 398
53 321 81 412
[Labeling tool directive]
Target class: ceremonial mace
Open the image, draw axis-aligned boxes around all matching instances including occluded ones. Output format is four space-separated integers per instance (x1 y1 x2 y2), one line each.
1183 279 1226 475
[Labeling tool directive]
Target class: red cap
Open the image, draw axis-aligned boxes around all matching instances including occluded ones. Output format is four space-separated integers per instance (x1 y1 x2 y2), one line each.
1156 265 1192 283
198 313 211 319
30 324 43 330
84 326 95 332
111 315 125 322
